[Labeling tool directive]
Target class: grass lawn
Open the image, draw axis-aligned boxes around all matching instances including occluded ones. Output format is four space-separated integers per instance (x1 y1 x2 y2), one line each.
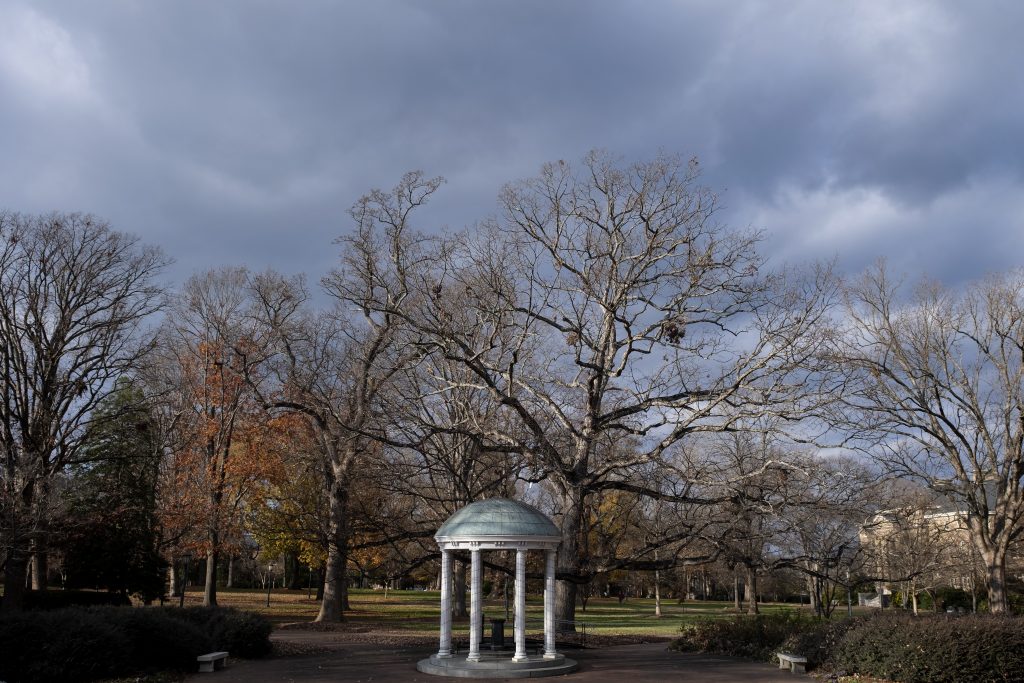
173 587 860 638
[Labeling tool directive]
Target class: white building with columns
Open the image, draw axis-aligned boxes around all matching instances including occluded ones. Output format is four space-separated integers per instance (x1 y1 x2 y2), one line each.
416 498 578 678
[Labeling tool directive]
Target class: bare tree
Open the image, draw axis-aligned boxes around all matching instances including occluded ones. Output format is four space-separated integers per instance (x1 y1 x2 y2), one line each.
705 431 793 615
397 152 837 629
831 265 1024 612
775 452 877 619
375 313 532 617
243 172 441 621
0 212 167 611
860 492 958 615
385 354 522 516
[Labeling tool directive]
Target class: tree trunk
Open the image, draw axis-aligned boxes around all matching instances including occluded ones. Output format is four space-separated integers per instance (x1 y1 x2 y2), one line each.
488 568 502 598
30 541 47 590
168 562 179 597
316 475 350 622
554 486 585 633
1 551 30 611
807 574 819 615
982 547 1009 613
733 571 742 611
744 566 759 614
285 551 301 590
226 555 234 588
203 470 222 607
203 549 218 606
1 479 33 612
654 570 662 617
453 561 468 617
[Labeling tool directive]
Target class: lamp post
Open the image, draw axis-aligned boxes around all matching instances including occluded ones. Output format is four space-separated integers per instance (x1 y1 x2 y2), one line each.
266 562 276 607
846 568 853 617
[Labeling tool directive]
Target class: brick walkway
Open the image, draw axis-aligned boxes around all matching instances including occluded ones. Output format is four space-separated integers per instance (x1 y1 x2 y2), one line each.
189 641 806 682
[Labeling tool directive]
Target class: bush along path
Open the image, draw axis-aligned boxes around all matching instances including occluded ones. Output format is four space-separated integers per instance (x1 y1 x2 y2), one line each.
672 611 1024 683
0 606 272 683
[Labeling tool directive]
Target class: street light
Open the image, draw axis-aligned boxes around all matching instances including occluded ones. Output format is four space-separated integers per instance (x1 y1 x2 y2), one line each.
846 568 853 618
266 562 276 607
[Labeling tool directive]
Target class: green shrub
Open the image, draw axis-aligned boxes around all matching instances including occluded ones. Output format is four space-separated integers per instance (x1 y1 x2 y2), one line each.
934 587 973 612
670 610 1024 681
96 607 213 673
0 605 271 683
0 609 129 683
671 612 818 662
207 608 273 658
166 606 272 658
832 612 1024 683
0 606 246 683
1010 592 1024 616
17 589 132 610
778 616 860 671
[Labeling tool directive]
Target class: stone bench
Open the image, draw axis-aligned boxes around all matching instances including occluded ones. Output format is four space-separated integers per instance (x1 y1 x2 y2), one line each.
776 652 807 674
197 651 229 673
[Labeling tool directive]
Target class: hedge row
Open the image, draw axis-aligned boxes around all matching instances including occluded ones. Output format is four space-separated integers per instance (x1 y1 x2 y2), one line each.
0 606 272 683
163 605 273 658
0 589 131 610
672 611 1024 683
669 611 818 661
830 612 1024 683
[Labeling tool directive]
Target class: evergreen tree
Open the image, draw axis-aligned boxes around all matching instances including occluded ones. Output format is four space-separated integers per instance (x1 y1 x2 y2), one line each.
58 382 166 601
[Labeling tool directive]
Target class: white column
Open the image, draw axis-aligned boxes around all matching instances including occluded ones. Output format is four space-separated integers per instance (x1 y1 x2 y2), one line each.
467 548 482 662
543 549 557 658
512 548 528 661
437 549 453 658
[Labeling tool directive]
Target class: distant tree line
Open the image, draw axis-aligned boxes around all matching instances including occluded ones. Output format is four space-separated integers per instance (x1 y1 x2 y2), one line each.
1 152 1021 622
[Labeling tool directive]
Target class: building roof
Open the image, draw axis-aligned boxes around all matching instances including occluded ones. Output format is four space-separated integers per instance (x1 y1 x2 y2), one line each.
435 498 560 541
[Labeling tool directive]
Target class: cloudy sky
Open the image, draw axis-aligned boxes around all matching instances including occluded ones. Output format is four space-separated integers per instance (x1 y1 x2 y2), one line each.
1 1 1021 290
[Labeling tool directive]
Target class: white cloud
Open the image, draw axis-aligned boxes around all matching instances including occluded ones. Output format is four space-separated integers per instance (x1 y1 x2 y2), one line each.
745 173 1024 285
0 5 95 106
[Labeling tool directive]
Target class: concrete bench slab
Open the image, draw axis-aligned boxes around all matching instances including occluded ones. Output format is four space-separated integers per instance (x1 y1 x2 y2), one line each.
776 652 807 674
197 651 229 673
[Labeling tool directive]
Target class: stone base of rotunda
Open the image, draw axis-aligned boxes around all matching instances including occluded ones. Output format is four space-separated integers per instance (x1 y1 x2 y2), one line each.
416 652 578 678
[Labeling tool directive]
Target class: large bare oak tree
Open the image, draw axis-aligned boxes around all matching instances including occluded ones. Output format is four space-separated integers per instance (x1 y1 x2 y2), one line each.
0 212 167 611
830 265 1024 612
375 152 837 628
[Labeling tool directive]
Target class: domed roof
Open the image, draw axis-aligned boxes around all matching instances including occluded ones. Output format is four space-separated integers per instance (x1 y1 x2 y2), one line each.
436 498 560 540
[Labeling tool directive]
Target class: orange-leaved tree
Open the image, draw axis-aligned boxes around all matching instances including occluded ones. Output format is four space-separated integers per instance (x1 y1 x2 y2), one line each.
155 268 277 606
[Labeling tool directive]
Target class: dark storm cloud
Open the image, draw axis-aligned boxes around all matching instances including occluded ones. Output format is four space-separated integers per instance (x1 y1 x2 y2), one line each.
1 1 1021 288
